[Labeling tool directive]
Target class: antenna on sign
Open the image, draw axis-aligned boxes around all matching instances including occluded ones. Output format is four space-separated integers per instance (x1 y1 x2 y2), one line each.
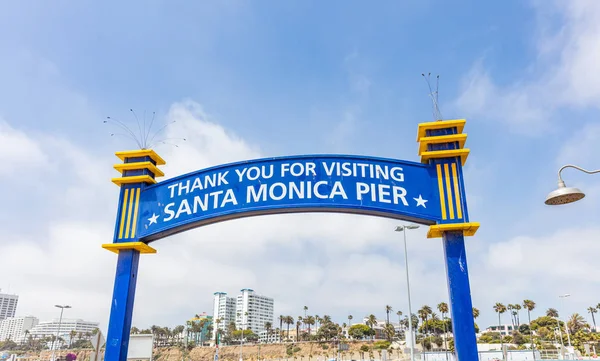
149 137 187 149
422 73 443 121
105 110 186 149
146 120 177 148
103 116 143 149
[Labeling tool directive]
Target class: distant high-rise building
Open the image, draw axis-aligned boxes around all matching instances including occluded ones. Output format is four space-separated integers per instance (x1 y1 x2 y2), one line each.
0 316 39 344
0 291 18 321
211 292 236 341
235 289 274 336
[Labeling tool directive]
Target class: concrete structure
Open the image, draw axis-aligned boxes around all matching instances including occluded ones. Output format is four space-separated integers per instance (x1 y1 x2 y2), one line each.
212 292 236 341
28 318 99 345
235 289 274 335
258 329 281 344
0 292 18 321
0 316 39 344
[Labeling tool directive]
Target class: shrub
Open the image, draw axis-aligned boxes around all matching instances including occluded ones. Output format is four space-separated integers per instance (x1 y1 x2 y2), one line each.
321 344 329 350
293 346 301 353
373 340 391 350
360 345 370 352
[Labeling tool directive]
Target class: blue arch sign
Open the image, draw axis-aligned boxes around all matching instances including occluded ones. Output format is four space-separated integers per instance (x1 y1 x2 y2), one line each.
103 119 480 361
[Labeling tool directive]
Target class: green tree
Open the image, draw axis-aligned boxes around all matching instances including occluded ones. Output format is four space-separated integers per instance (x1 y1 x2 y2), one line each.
348 314 353 327
348 324 373 340
546 308 559 318
472 307 480 320
316 321 339 341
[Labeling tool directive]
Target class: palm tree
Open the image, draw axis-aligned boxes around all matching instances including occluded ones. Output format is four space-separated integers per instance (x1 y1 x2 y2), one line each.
305 316 316 336
396 311 403 329
264 322 272 343
214 318 222 343
472 307 480 320
285 316 294 340
438 302 449 354
546 308 559 318
303 306 308 331
523 299 536 359
385 305 393 325
568 313 588 334
348 315 353 327
588 307 597 331
367 314 377 340
279 315 284 335
296 320 301 342
507 304 515 327
514 304 522 326
494 303 507 357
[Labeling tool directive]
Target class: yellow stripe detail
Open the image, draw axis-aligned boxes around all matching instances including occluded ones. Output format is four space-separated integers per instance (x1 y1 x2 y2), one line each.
130 188 141 238
436 164 447 220
124 189 135 239
118 189 130 239
444 163 455 219
452 163 463 219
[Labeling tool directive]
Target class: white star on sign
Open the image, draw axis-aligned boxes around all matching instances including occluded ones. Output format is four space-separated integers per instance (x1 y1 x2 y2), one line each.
414 194 428 208
148 213 159 225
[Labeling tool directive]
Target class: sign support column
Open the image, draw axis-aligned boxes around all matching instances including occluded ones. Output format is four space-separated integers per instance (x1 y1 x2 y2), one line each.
417 120 480 361
102 150 165 361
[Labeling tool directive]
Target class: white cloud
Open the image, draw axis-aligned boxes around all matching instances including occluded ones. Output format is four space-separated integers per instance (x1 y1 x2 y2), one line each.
454 0 600 134
0 120 47 172
3 98 599 334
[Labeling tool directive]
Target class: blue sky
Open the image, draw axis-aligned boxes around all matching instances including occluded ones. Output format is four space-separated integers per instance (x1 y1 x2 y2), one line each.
2 0 600 333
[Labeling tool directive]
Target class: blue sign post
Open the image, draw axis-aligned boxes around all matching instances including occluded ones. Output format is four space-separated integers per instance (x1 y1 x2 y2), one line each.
102 119 480 361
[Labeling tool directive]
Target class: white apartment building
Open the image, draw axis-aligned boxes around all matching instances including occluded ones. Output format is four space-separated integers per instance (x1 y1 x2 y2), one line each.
0 316 39 344
484 324 518 336
28 319 99 341
212 292 236 341
235 289 274 335
0 292 19 321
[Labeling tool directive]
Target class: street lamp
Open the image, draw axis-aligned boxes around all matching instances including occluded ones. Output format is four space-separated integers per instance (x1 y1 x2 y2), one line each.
51 305 71 361
395 224 420 361
559 294 572 347
544 165 600 205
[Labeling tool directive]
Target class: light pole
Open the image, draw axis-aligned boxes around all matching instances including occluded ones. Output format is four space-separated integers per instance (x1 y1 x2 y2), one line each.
559 294 572 347
395 224 419 361
51 305 71 361
238 312 243 361
544 165 600 205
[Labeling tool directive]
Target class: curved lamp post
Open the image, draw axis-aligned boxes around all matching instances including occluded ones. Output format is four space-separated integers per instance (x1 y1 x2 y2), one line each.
395 224 419 361
545 165 600 205
51 305 71 361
